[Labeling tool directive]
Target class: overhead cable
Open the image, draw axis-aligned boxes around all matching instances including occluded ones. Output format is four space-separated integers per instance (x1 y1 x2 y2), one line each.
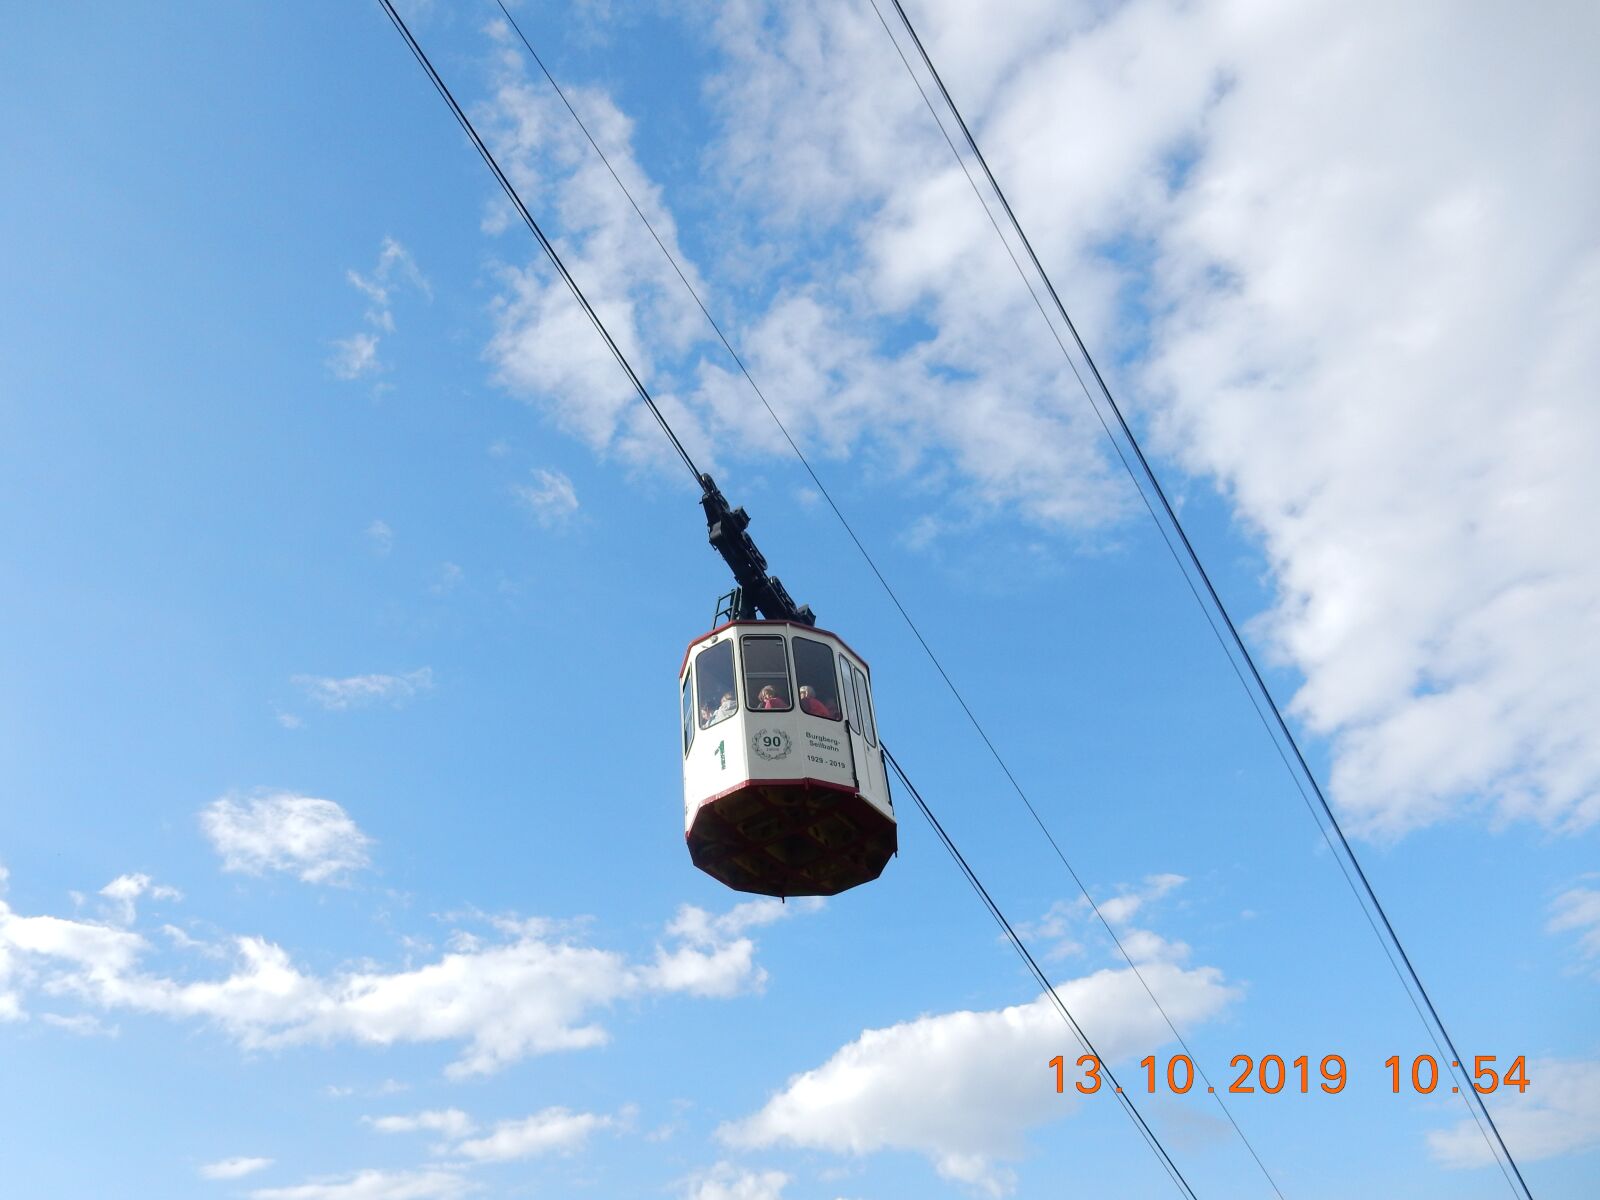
491 4 1281 1195
376 0 703 486
870 1 1532 1195
379 14 1211 1188
885 744 1200 1200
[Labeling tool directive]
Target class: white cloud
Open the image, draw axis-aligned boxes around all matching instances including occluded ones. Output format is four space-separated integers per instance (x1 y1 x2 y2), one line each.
665 898 819 946
1130 1 1600 837
365 1109 476 1140
132 931 628 1078
251 1169 468 1200
0 875 797 1071
0 865 15 1020
1427 1058 1600 1169
454 1106 615 1163
1 878 789 1079
1549 884 1600 972
479 31 717 472
364 1104 620 1164
721 962 1239 1195
98 873 181 925
472 0 1600 838
648 899 825 996
293 669 434 711
717 0 1600 836
0 907 144 978
201 1156 275 1180
644 937 765 999
685 1163 790 1200
509 468 579 527
0 889 144 1023
200 791 373 883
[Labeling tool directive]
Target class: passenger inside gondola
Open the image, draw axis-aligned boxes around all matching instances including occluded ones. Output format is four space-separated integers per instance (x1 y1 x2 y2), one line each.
792 636 844 721
681 622 895 897
798 684 839 720
742 635 793 711
697 640 738 729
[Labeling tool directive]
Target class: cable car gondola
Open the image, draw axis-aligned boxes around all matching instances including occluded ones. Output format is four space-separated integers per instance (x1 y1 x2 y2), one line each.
679 476 896 897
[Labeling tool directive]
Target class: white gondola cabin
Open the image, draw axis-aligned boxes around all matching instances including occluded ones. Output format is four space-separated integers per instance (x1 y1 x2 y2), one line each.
679 620 895 897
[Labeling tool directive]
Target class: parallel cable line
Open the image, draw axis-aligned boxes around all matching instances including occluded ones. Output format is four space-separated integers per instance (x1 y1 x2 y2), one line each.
872 1 1532 1195
886 744 1200 1200
375 0 702 486
489 4 1289 1194
378 4 1211 1193
491 4 1279 1194
859 8 1509 1191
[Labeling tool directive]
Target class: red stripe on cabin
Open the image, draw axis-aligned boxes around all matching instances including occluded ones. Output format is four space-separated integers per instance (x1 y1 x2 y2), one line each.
694 775 862 809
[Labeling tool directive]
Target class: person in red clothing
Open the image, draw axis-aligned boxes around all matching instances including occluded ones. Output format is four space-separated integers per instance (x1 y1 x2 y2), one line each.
757 684 788 709
798 685 839 720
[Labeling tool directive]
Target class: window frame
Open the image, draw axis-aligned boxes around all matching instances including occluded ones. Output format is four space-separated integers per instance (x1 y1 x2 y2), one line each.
681 674 696 756
792 635 843 722
741 634 794 713
852 663 878 746
695 639 739 731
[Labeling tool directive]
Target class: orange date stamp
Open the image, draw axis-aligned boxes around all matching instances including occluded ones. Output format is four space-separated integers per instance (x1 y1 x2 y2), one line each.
1050 1053 1530 1096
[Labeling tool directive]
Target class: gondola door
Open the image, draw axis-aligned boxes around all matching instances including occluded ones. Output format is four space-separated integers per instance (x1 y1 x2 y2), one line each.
838 654 869 795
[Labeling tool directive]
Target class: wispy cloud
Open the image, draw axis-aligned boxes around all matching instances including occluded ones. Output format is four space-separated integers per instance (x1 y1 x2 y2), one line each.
200 1156 274 1181
40 1012 118 1037
1427 1058 1600 1168
431 563 463 596
510 468 579 527
329 333 381 381
455 1107 620 1163
365 1109 476 1140
1097 873 1186 926
200 791 373 884
1018 874 1189 964
366 519 394 555
329 238 429 381
98 873 181 925
292 669 434 712
250 1168 467 1200
1549 883 1600 973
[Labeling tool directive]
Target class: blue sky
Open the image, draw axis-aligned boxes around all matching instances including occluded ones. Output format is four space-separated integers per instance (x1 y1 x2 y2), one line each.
3 2 1598 1198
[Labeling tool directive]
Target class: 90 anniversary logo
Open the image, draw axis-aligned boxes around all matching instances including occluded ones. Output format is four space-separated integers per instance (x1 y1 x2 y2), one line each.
751 728 793 761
